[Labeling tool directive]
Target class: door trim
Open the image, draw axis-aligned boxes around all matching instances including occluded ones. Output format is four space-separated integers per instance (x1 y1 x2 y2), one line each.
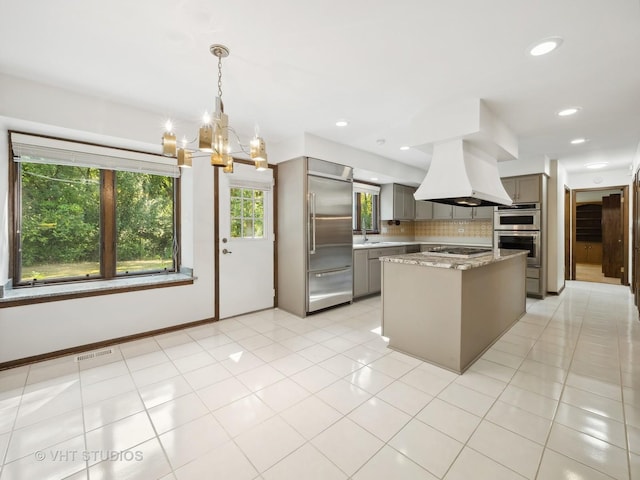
214 166 220 321
634 169 640 305
564 185 570 282
214 159 278 321
571 185 629 285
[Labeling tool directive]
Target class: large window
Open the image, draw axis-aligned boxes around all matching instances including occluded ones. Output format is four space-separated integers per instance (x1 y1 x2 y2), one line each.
11 132 179 286
19 163 101 282
353 182 380 233
115 172 175 274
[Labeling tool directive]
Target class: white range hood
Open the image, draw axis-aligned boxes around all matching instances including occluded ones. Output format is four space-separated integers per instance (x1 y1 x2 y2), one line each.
413 138 513 206
409 99 517 207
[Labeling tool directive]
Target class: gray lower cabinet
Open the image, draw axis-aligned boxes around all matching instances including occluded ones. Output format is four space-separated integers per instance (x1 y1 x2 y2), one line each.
368 257 382 294
353 250 369 297
526 266 542 297
353 245 409 297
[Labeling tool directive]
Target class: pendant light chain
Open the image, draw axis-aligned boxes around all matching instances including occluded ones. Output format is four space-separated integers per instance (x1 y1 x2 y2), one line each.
162 44 267 171
217 55 223 99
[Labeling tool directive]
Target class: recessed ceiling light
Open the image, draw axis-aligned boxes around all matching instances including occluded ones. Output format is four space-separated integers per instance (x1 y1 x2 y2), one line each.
557 107 581 117
371 177 379 181
529 37 563 56
400 146 410 151
335 119 349 127
570 138 588 144
585 162 608 169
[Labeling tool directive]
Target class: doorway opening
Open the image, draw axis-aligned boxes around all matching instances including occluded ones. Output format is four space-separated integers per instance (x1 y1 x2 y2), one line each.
571 186 628 285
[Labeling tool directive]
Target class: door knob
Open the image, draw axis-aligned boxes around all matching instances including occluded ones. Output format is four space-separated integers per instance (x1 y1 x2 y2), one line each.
222 248 232 254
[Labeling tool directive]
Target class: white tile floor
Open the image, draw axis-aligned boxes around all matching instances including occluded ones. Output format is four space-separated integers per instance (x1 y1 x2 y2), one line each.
1 280 639 479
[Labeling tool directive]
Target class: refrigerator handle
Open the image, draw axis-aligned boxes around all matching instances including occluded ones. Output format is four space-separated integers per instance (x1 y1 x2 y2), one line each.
309 192 317 254
314 267 351 277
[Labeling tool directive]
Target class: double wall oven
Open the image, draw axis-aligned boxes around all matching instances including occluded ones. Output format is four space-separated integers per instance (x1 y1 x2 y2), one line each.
494 204 543 297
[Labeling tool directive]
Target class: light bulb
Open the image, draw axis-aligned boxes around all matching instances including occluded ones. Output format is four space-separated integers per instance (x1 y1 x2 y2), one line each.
529 37 563 56
164 120 173 133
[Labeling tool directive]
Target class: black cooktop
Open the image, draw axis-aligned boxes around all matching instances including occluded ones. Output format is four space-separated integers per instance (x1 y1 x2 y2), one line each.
424 246 492 258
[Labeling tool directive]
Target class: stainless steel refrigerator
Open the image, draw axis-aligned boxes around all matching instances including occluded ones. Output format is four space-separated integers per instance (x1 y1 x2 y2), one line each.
277 157 353 317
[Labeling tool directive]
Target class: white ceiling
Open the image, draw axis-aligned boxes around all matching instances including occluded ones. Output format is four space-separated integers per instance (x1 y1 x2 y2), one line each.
1 0 639 179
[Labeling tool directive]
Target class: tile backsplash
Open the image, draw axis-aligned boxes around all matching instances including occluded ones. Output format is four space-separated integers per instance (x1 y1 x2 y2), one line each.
381 222 415 237
355 219 493 244
414 219 492 239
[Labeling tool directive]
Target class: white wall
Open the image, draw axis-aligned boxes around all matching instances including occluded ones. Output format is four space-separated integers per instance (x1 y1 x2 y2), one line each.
634 141 640 174
566 168 632 190
547 160 567 293
304 133 426 184
0 74 216 363
270 132 427 185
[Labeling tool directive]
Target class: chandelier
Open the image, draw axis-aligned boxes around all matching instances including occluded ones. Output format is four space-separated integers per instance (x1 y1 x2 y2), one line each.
161 44 268 173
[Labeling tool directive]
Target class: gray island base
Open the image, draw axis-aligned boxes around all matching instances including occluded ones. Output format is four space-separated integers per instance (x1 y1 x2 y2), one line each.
381 249 528 374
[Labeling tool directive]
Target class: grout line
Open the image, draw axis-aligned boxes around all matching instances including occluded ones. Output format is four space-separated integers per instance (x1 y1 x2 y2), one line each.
1 286 637 479
616 295 634 479
532 290 584 479
0 365 30 476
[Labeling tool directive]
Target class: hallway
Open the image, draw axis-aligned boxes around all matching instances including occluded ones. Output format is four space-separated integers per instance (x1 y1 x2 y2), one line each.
0 281 638 479
575 263 622 285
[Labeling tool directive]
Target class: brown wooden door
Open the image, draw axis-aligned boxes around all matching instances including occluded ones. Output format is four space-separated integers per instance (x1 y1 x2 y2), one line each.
602 194 623 279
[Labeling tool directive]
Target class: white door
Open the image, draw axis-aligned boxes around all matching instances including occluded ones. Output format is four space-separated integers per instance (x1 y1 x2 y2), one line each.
218 163 274 319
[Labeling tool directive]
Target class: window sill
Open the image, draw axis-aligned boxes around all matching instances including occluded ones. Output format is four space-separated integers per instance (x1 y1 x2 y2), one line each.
0 272 195 308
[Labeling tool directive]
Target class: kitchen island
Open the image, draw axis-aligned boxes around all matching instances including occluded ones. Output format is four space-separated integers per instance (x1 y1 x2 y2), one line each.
381 248 527 373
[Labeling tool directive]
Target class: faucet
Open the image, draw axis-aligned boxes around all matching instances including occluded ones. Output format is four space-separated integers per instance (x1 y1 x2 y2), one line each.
362 228 368 243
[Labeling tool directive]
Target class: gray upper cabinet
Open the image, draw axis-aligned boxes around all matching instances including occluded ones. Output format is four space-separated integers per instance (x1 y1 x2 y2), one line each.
453 206 473 219
472 206 493 219
432 203 492 220
501 175 540 203
414 200 433 220
432 203 453 219
502 178 517 202
381 184 416 220
433 202 453 220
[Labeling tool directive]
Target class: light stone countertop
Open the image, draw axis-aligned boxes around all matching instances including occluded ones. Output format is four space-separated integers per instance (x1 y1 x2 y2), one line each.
0 272 193 302
379 249 528 270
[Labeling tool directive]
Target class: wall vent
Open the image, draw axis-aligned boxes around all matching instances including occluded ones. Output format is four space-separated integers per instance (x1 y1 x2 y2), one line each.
75 348 114 362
